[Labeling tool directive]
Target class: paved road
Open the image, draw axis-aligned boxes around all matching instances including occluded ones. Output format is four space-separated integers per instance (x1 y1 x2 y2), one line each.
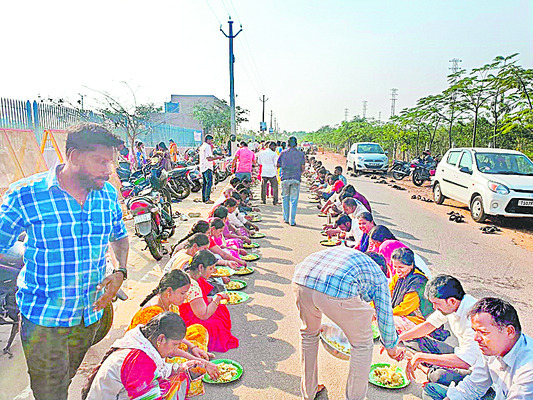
3 156 532 400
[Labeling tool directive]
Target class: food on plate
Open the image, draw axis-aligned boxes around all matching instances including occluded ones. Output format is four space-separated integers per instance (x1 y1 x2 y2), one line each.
324 337 350 355
243 242 260 249
241 254 259 261
225 281 245 290
220 292 244 305
234 267 254 275
373 365 404 387
214 362 238 383
212 267 231 277
320 239 340 246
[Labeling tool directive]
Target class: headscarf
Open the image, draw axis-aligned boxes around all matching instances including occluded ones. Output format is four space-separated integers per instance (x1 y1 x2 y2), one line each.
378 240 408 277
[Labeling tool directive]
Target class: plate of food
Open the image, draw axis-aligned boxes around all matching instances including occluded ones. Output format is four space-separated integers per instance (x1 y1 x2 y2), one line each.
203 359 243 384
250 216 262 222
320 239 340 247
372 322 380 340
369 363 410 389
309 199 321 204
225 279 247 291
241 253 260 261
243 242 260 249
233 266 254 275
318 213 328 217
211 266 235 278
220 291 250 305
320 323 350 360
250 232 265 239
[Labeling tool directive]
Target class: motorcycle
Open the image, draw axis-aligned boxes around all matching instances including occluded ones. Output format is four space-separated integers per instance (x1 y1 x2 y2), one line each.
187 166 202 193
0 237 126 357
126 168 176 260
389 160 412 180
412 158 437 187
167 168 192 200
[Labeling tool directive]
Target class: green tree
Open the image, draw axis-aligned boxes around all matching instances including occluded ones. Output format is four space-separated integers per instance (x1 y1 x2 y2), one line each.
192 99 249 144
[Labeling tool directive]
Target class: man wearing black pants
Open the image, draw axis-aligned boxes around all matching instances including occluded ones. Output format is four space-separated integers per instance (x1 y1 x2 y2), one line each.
199 134 223 204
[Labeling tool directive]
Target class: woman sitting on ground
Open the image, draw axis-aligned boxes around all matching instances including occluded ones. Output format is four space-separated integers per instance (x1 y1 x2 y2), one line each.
355 212 375 252
165 233 210 273
180 250 239 352
128 270 219 397
224 197 253 237
212 206 251 247
388 247 433 333
171 222 240 269
367 225 397 252
84 312 216 400
209 218 247 265
378 239 432 279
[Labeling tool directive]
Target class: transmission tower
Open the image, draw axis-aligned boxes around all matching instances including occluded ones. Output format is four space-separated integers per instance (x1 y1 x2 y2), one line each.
390 88 398 118
449 58 462 74
344 108 348 121
362 101 368 119
378 111 382 121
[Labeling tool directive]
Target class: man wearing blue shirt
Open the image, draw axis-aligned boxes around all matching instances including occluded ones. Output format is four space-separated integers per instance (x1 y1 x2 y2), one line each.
0 123 129 400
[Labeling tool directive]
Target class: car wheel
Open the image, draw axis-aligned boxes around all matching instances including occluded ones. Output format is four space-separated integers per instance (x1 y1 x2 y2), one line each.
470 195 487 222
433 182 446 205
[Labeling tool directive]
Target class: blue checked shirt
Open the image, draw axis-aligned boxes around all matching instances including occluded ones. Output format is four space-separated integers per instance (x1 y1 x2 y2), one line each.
293 247 398 348
0 165 128 327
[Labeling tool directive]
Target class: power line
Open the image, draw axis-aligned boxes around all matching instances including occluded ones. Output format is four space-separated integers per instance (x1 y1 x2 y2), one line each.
219 0 231 19
204 0 222 24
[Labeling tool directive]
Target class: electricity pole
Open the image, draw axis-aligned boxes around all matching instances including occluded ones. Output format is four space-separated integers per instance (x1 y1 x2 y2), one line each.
220 18 242 138
390 88 398 118
362 100 368 119
449 58 462 74
378 111 382 121
344 108 348 121
259 95 268 133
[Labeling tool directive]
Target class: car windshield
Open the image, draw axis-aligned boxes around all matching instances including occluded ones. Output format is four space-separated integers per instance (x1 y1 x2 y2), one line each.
357 144 384 154
475 152 533 175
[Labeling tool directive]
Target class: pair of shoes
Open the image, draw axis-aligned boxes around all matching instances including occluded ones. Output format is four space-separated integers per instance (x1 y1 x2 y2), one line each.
204 200 214 204
314 384 326 399
290 222 296 226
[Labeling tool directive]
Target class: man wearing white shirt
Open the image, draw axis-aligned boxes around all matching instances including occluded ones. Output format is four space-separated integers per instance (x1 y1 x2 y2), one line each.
257 141 279 205
343 197 369 242
398 275 482 399
442 297 533 400
198 135 222 203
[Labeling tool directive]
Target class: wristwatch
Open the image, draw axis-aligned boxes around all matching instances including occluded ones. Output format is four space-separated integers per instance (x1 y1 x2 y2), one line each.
113 267 128 280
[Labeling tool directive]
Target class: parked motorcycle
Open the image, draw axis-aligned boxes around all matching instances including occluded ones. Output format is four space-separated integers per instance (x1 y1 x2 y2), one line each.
390 160 412 180
127 168 176 260
412 158 437 187
167 168 192 200
187 166 202 193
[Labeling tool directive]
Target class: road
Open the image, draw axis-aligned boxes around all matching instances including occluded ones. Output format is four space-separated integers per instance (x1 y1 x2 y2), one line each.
2 156 532 400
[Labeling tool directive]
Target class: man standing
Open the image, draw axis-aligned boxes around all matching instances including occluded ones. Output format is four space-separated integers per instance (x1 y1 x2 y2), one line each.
257 141 279 205
293 247 404 400
398 275 481 399
0 123 129 400
199 134 223 204
277 136 305 226
441 297 533 400
232 141 256 181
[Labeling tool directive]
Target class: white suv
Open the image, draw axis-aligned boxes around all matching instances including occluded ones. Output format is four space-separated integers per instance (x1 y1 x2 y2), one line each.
346 142 389 175
433 148 533 222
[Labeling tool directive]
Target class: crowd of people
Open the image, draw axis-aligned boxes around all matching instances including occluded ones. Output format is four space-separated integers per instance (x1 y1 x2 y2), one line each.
295 158 532 400
0 122 531 400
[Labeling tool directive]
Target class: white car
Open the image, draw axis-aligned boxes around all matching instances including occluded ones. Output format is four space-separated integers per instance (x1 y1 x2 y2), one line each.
346 142 389 175
433 148 533 222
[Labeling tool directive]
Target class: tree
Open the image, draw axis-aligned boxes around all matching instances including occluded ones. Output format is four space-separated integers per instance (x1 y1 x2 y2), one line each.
192 99 249 144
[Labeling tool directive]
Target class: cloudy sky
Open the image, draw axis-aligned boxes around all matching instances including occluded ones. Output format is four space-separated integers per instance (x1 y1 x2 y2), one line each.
1 0 532 133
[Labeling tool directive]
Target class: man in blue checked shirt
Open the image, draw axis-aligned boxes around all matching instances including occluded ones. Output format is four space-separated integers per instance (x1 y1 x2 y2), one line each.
0 123 129 400
293 247 405 400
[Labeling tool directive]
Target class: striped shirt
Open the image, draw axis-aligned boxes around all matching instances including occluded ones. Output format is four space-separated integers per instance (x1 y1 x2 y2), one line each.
0 165 128 327
293 247 398 348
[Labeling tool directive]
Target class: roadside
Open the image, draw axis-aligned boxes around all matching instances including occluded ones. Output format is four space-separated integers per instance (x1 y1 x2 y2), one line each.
319 150 533 252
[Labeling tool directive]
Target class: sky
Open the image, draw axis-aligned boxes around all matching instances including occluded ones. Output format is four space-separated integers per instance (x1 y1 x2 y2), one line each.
1 0 532 133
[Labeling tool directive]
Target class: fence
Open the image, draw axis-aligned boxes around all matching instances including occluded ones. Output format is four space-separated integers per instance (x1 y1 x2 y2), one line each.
0 97 201 148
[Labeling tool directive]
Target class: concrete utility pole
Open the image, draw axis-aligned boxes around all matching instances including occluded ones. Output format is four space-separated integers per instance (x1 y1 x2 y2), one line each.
344 108 348 121
390 88 398 118
378 111 382 121
362 100 368 119
270 110 273 130
220 18 242 138
259 95 268 132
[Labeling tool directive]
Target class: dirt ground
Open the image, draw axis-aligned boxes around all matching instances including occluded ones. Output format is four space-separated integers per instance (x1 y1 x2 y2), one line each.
318 151 533 252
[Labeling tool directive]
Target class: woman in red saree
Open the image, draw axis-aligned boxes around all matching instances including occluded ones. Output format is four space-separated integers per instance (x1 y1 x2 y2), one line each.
179 250 239 353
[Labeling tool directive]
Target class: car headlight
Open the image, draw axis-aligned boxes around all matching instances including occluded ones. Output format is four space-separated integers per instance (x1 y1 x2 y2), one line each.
488 181 510 195
357 156 365 161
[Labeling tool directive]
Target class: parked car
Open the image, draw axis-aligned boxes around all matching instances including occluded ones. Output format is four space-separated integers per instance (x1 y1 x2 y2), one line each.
433 148 533 222
346 142 389 175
